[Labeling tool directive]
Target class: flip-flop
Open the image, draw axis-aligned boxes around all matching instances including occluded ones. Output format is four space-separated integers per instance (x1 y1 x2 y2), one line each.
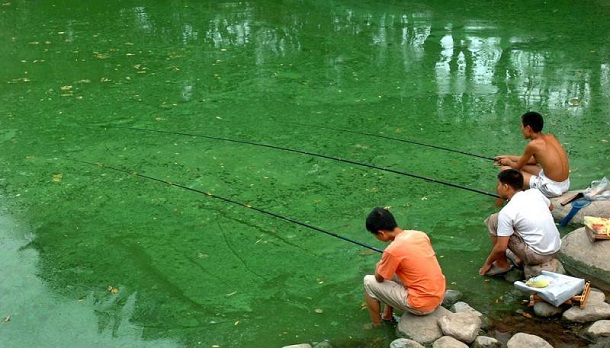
506 249 522 269
485 262 514 276
381 313 399 324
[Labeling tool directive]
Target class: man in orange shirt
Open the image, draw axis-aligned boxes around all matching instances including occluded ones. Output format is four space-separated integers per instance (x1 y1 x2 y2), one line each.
363 207 446 328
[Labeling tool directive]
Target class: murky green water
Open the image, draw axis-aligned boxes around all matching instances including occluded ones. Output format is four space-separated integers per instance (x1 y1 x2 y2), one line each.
1 1 609 347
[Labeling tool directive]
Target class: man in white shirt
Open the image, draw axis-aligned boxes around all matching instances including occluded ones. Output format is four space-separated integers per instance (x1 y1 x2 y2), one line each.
479 169 561 276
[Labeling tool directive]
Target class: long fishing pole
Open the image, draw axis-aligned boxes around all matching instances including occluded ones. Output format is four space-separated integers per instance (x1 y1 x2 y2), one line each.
70 159 383 254
291 122 496 161
104 126 500 198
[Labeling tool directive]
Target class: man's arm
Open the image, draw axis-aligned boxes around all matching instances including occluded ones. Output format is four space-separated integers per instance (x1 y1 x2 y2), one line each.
374 261 385 282
374 270 384 282
494 154 536 167
479 236 510 275
512 142 539 170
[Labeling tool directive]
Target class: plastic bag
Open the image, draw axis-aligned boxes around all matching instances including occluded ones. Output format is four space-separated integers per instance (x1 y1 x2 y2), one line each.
584 177 610 201
514 271 585 307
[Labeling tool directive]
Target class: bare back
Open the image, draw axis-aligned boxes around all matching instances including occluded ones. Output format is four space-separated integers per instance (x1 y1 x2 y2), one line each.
527 133 569 182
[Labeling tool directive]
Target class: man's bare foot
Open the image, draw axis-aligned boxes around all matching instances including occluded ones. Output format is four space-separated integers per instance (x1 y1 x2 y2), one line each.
381 305 394 321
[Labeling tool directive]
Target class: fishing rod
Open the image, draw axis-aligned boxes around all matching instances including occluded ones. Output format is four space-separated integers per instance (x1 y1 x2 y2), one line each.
291 122 496 161
70 159 383 254
104 125 500 198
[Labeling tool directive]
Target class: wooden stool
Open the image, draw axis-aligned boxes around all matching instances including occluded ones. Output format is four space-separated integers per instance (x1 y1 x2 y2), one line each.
526 281 591 309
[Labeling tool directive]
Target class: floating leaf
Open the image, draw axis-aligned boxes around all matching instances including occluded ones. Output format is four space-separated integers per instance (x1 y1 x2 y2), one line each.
568 98 580 106
52 173 62 182
95 53 110 59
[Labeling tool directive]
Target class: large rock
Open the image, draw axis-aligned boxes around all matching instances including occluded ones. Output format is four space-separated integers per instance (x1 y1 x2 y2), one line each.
582 320 610 343
533 301 564 317
524 258 565 278
442 289 463 308
450 301 483 320
438 312 481 344
397 306 452 345
472 336 501 348
506 332 552 348
550 190 610 226
559 228 610 291
390 338 425 348
432 336 468 348
562 289 610 323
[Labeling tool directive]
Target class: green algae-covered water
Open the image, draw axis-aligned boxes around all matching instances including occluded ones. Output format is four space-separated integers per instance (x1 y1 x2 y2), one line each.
1 1 609 347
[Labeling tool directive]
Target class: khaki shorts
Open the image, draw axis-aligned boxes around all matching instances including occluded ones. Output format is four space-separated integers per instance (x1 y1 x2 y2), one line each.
484 213 557 265
363 275 431 315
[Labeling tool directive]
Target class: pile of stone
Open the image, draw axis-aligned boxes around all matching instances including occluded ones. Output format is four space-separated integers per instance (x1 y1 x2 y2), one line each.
283 285 610 348
388 287 610 348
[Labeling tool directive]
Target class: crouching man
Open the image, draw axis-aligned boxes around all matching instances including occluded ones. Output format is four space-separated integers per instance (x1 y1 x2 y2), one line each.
363 207 446 328
480 169 561 276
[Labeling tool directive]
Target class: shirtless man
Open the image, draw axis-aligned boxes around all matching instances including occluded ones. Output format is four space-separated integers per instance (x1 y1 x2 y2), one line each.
494 111 570 198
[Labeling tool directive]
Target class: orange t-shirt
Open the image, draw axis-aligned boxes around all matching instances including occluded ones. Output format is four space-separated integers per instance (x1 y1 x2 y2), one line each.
377 230 446 312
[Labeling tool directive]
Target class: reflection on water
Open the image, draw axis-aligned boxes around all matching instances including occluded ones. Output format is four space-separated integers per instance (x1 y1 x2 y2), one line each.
83 2 608 119
0 210 178 347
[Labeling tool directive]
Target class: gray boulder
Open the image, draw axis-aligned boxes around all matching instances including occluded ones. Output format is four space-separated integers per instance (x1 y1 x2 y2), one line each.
438 312 481 344
390 338 425 348
582 320 610 343
397 306 452 345
442 289 463 308
506 332 552 348
533 301 564 317
471 336 501 348
563 288 610 323
559 227 610 291
524 258 565 278
432 336 468 348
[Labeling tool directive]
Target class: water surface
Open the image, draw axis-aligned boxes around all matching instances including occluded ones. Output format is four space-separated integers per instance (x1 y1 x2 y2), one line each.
1 1 609 347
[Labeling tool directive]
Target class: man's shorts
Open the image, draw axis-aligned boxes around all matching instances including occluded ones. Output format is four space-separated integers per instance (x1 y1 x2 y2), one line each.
529 169 570 198
363 275 431 315
484 213 557 265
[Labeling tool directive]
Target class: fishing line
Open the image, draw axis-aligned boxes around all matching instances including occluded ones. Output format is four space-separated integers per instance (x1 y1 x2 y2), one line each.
290 122 496 161
69 159 383 254
104 125 500 198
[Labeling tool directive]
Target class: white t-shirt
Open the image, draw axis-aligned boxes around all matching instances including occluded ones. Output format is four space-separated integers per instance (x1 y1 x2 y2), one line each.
497 189 561 255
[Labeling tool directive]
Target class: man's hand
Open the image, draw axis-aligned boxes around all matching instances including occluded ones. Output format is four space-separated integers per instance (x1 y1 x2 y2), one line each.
494 156 509 166
479 263 492 276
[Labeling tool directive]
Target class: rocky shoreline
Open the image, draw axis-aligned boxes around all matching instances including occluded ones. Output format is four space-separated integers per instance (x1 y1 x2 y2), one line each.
283 284 610 348
283 226 610 348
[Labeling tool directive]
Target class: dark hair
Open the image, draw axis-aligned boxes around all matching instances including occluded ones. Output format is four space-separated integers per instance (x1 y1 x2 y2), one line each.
498 169 523 190
521 111 544 132
366 207 397 234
